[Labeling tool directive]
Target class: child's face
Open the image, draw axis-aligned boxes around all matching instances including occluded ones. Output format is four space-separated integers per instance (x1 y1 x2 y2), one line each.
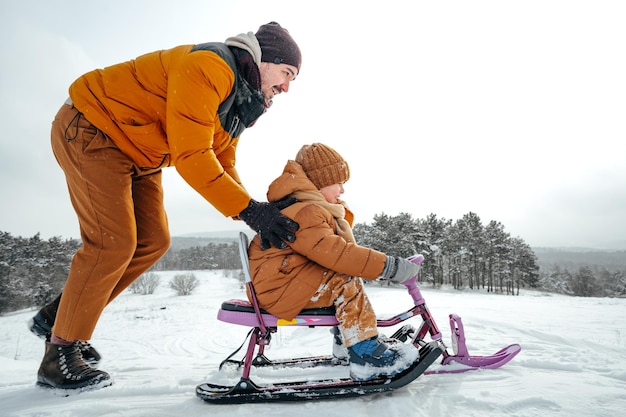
319 183 344 204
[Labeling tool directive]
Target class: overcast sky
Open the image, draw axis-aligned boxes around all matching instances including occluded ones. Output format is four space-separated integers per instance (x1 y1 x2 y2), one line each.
1 0 625 249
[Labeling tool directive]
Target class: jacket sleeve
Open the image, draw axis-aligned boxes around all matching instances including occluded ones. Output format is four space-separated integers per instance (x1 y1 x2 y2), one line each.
288 204 387 279
167 51 250 216
216 138 242 185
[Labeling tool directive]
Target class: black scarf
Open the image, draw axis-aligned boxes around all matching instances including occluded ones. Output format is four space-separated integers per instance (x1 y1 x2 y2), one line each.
229 47 266 127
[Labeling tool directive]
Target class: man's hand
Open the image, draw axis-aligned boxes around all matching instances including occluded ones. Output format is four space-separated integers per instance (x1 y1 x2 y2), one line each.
238 198 299 250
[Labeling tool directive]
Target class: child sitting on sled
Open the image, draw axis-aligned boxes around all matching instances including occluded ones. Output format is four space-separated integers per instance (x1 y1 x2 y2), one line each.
247 143 420 380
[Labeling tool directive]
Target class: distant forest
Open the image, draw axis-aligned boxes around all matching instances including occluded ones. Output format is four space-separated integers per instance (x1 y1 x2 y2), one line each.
1 211 625 313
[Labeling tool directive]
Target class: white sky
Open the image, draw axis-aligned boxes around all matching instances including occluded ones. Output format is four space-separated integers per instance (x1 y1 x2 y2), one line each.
1 0 625 249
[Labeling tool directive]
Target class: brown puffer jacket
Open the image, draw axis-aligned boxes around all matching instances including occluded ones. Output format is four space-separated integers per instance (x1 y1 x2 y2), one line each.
68 44 251 217
248 160 387 320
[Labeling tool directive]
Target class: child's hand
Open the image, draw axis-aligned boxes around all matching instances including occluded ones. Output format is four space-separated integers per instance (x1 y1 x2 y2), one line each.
380 256 420 282
390 258 419 283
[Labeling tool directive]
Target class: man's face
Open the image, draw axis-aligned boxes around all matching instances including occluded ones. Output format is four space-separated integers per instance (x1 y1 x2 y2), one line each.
259 62 298 108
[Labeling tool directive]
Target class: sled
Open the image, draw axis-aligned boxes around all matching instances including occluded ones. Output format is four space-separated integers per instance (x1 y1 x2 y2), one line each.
196 232 521 404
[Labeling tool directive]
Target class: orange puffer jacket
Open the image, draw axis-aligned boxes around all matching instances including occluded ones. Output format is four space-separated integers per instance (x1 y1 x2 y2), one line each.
247 160 387 320
68 43 252 217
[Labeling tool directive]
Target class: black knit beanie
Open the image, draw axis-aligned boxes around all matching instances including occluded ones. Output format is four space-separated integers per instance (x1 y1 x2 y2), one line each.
255 22 302 73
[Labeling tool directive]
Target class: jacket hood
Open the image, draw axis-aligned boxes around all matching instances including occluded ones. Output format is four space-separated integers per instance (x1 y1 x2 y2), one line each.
224 32 263 66
266 160 319 202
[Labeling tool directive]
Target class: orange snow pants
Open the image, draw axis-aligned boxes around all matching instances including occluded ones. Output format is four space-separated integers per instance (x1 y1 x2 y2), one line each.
50 102 170 341
303 275 378 347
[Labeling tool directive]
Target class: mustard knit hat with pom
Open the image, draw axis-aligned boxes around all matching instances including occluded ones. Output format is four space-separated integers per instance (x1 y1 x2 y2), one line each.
295 143 350 189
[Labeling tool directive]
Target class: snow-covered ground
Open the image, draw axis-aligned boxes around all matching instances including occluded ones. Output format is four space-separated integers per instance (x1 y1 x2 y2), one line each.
1 270 625 417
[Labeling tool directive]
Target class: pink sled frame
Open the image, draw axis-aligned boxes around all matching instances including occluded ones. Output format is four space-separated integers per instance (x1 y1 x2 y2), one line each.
217 232 521 378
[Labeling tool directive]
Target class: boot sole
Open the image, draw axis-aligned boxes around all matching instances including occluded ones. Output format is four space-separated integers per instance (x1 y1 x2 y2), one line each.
36 374 113 393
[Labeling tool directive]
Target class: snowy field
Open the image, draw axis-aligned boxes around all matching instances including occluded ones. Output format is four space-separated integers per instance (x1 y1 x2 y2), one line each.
1 270 625 417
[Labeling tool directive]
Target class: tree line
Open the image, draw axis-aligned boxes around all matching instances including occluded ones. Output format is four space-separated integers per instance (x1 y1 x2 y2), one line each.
0 232 80 314
0 231 241 313
538 264 626 297
2 211 625 313
353 212 624 298
353 212 539 294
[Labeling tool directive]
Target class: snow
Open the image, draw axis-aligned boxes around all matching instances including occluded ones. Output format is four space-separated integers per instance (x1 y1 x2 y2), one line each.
1 270 625 416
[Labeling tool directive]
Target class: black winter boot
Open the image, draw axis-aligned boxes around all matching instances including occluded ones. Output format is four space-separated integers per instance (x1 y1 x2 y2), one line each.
37 341 112 391
29 293 61 339
74 341 102 365
348 337 420 381
29 293 102 366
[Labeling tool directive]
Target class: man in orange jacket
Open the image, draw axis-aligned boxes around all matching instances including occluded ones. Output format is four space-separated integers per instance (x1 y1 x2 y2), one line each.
30 22 301 391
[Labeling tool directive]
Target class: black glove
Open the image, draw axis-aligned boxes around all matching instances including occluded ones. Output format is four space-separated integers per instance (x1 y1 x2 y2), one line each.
238 198 299 250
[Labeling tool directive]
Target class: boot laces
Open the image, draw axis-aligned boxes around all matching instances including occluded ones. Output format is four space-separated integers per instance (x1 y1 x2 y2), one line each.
57 344 97 381
74 340 94 353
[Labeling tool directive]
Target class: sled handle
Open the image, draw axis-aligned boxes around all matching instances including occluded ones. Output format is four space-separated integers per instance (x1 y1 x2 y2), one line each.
402 254 425 305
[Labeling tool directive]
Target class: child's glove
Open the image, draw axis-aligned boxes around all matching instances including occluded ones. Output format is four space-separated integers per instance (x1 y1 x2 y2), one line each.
380 256 419 283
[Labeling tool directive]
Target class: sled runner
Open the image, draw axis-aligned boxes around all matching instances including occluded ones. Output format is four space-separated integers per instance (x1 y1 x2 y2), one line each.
196 233 521 404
